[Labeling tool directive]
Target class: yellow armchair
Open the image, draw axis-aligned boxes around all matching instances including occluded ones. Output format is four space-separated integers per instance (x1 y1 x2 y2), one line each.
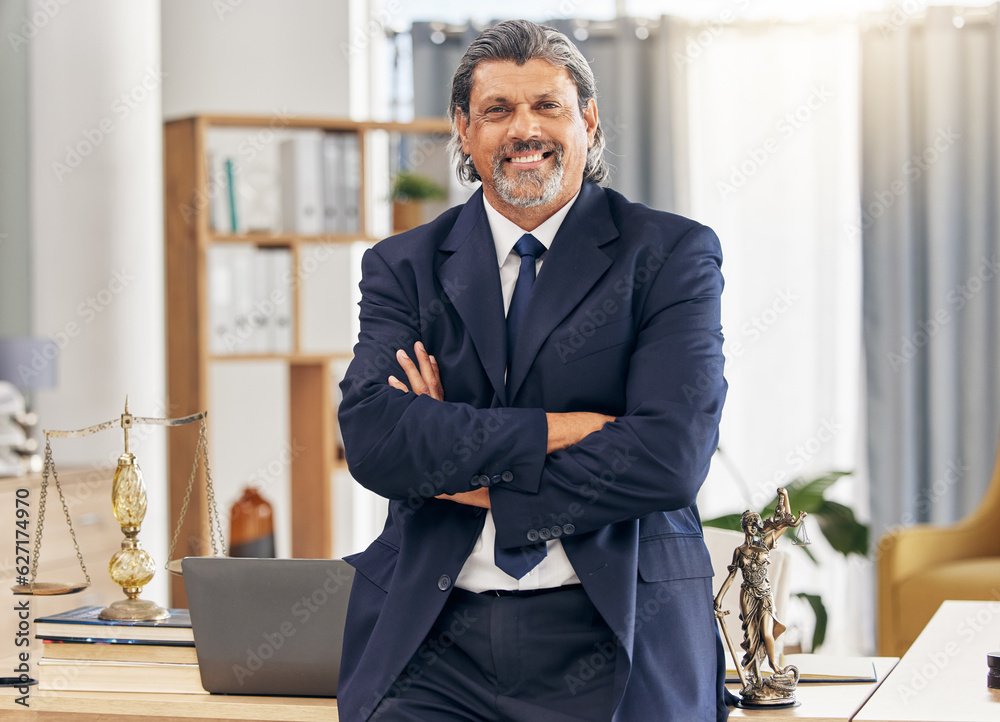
877 435 1000 656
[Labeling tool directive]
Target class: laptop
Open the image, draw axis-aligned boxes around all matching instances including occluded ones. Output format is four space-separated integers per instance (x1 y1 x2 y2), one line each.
182 556 355 697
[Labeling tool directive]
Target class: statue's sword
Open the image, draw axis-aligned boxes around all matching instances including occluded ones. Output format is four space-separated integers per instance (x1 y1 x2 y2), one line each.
715 609 747 688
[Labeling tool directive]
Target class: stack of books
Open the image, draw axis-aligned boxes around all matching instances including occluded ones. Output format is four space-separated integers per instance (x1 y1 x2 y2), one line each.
34 606 206 694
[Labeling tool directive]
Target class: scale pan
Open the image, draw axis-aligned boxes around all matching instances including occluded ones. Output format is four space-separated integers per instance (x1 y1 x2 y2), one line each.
10 581 90 596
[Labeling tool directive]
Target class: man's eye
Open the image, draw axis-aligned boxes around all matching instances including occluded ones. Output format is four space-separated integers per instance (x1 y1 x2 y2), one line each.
486 106 508 114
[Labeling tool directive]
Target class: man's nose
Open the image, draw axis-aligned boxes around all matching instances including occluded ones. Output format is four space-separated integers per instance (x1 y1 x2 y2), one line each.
506 105 541 141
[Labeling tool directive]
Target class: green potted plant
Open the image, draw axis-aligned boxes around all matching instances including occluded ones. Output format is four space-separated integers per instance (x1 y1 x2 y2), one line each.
391 171 447 232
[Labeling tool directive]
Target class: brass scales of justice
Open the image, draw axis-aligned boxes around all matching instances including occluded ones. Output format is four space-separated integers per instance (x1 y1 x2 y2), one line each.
10 399 227 621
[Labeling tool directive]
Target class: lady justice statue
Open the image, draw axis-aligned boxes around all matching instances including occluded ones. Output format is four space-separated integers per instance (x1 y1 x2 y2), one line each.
713 488 808 707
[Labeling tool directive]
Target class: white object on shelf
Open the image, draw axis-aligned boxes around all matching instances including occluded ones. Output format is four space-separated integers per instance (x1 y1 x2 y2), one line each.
280 130 325 235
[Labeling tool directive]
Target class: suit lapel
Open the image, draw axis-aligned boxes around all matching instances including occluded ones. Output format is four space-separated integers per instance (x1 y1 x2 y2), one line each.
436 189 509 405
507 183 618 401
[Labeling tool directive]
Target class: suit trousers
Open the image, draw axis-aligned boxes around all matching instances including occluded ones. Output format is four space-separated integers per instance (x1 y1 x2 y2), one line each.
371 585 617 722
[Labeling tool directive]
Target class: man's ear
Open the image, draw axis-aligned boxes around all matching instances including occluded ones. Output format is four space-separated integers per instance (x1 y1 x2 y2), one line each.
456 108 471 154
583 98 598 147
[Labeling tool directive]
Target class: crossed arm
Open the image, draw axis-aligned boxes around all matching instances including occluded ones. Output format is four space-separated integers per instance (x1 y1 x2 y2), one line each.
339 225 726 545
387 341 615 508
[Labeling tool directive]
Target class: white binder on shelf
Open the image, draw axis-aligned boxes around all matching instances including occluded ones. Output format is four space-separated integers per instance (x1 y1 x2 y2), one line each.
280 130 325 235
229 244 258 353
252 249 275 353
322 133 344 233
342 133 362 234
270 249 293 354
298 243 354 354
208 245 236 355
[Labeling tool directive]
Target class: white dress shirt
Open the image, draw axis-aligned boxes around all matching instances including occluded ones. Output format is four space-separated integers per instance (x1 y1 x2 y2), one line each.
454 191 583 592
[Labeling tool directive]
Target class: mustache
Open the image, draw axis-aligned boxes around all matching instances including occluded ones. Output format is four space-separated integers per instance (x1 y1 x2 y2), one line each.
493 139 564 161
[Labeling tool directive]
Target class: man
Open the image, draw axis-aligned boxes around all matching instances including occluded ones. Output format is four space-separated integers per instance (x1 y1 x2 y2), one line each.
338 19 729 722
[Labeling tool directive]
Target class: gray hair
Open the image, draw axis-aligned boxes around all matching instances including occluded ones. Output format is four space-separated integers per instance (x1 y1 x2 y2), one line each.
447 19 609 185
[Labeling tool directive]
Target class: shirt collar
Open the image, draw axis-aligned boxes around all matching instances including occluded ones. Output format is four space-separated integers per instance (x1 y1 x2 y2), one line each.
483 189 581 268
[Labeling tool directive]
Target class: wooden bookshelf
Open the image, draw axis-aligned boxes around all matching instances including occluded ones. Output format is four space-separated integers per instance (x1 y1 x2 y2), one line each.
163 114 451 606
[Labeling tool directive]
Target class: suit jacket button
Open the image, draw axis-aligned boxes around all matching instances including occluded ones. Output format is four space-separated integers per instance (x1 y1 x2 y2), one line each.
550 525 563 538
526 530 540 542
437 575 452 591
501 470 514 482
491 474 503 486
478 475 491 487
471 475 481 487
538 527 551 541
562 524 575 535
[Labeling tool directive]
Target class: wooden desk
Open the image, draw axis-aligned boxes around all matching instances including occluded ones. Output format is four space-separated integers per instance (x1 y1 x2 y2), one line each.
726 657 898 721
854 600 1000 722
4 660 893 721
2 659 902 721
2 689 338 721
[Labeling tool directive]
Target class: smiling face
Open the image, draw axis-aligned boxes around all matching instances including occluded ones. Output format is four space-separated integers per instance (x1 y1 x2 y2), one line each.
456 58 598 228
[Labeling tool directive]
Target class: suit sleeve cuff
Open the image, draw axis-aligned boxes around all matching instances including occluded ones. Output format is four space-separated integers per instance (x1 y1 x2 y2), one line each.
467 407 546 495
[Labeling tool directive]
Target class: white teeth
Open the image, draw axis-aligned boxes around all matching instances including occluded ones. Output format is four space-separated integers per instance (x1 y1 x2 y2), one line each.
509 153 544 164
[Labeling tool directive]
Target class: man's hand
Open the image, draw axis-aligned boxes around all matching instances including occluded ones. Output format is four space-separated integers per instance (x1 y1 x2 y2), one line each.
545 412 615 453
436 487 491 509
388 341 443 400
388 343 485 507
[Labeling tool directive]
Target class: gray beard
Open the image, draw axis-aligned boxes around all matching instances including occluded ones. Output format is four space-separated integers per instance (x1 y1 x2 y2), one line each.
491 148 565 208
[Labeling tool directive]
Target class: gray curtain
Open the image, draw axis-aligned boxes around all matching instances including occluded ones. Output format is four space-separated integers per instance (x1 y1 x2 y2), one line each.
408 18 686 213
862 6 1000 538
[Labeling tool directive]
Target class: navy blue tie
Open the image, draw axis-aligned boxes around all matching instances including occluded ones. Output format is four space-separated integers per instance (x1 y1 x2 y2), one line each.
505 233 547 374
495 233 548 579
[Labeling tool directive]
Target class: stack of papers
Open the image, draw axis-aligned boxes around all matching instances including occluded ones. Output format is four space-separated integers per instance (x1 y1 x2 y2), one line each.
726 654 878 684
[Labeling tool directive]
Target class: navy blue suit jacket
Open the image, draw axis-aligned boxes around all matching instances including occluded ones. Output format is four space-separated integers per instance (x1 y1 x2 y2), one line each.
337 182 729 721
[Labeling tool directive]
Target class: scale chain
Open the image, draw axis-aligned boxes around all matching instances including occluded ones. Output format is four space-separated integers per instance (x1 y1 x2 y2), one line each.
26 442 51 584
201 420 227 556
166 419 226 564
28 438 91 586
